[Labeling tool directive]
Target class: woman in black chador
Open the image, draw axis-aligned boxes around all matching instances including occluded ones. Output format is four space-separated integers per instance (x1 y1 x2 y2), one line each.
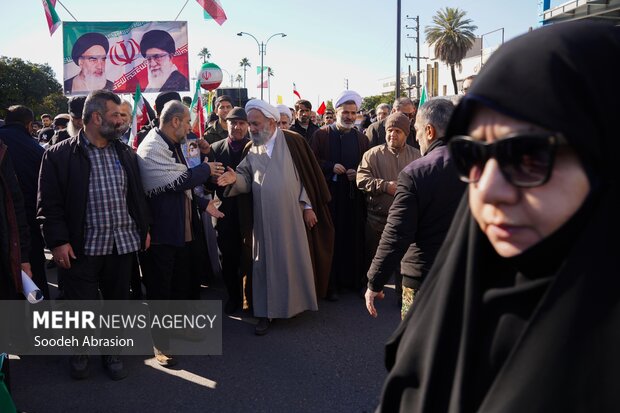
377 21 620 412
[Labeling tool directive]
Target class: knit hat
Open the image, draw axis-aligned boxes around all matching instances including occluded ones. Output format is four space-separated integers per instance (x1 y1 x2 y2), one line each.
385 113 411 137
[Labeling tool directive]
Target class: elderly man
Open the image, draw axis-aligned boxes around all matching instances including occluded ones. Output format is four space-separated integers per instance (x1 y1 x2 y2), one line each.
289 99 319 143
311 90 369 300
217 100 333 335
356 113 421 306
204 95 233 144
366 97 419 148
137 101 223 364
38 90 151 380
365 99 465 319
140 30 189 92
64 33 114 95
119 100 133 145
276 104 292 130
375 103 390 122
207 107 251 314
50 96 85 146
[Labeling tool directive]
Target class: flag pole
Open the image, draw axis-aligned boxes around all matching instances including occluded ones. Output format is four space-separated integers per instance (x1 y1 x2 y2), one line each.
175 0 190 21
56 0 78 21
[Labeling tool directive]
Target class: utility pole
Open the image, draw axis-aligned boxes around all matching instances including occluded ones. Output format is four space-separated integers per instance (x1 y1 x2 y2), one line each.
344 78 349 90
396 0 402 98
406 15 427 98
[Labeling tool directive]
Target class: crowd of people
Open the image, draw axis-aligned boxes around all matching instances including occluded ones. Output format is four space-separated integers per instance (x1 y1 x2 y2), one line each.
0 19 617 412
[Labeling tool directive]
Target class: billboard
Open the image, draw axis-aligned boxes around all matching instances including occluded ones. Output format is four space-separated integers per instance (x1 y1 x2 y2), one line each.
63 21 189 96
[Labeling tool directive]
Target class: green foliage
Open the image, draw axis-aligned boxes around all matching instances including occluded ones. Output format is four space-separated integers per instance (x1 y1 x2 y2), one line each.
198 48 211 63
0 56 65 119
425 7 477 93
361 93 394 112
239 57 251 69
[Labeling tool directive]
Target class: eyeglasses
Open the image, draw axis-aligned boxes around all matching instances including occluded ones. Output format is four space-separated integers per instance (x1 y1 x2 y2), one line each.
448 133 562 188
145 53 170 63
402 112 415 119
80 56 107 64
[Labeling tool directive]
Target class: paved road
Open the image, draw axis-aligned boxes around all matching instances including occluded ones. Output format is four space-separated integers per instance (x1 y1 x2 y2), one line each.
10 266 402 413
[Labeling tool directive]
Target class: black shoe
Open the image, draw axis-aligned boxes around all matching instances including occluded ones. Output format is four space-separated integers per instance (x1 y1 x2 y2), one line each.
101 355 128 381
70 354 90 380
254 318 271 336
224 299 241 315
326 290 339 302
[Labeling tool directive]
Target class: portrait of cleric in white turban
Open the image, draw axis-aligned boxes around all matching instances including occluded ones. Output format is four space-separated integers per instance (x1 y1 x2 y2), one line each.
64 32 114 95
140 30 190 93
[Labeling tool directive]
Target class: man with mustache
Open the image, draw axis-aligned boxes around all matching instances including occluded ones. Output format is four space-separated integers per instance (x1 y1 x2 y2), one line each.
311 90 369 301
37 90 151 381
64 33 114 95
217 99 333 335
140 30 189 93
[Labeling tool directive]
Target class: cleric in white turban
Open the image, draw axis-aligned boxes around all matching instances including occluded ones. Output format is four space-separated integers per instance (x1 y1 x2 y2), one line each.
276 104 292 129
245 99 280 122
333 90 362 110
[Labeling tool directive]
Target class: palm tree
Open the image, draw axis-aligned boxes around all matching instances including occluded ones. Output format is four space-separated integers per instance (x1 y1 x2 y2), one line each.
239 57 251 89
425 7 477 94
235 74 243 88
198 47 211 64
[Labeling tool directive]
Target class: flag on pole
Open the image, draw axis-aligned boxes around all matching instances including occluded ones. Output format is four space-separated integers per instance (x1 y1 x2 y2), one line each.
257 78 268 89
196 0 227 25
317 101 326 115
190 80 205 137
130 84 149 150
256 66 268 74
293 83 301 100
42 0 61 36
277 95 283 104
419 84 428 107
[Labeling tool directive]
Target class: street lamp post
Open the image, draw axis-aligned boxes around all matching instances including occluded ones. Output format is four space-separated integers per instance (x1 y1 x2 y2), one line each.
237 32 287 100
480 28 505 68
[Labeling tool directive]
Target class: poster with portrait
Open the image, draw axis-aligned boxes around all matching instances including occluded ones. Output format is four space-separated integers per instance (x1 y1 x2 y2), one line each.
63 21 190 96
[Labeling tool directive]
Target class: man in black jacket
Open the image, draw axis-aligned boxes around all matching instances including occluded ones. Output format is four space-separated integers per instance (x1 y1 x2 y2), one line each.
289 99 319 144
365 98 465 319
37 90 151 381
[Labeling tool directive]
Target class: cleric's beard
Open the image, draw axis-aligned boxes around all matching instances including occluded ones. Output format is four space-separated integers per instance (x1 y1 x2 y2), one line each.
251 127 272 146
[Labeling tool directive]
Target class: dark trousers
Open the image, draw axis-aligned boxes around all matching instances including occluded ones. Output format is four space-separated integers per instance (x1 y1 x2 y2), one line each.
217 222 244 305
61 251 133 300
365 219 402 298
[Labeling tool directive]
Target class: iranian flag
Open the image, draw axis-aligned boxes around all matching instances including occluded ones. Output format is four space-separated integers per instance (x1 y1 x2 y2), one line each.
419 84 428 107
42 0 61 36
196 0 227 25
130 84 149 150
190 80 205 137
293 83 301 100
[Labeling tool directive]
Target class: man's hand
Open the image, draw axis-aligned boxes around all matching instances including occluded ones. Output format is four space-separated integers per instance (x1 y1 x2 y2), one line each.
346 169 357 181
386 181 398 196
52 243 77 269
303 209 318 229
145 232 151 250
206 161 224 177
197 138 211 154
333 163 346 175
21 263 33 278
206 199 225 219
365 288 385 318
217 167 237 186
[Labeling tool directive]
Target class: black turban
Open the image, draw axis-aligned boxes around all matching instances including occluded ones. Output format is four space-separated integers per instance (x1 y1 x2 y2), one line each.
71 32 109 65
140 30 176 58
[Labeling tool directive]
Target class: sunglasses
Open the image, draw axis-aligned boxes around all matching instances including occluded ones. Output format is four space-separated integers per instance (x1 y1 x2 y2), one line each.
448 133 562 188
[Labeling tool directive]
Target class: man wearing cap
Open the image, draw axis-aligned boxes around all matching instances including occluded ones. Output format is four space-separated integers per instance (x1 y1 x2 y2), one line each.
217 99 334 335
364 99 464 319
289 99 319 143
207 107 251 314
50 96 86 146
204 95 233 144
366 97 419 149
65 32 113 95
356 113 420 307
276 104 292 130
140 30 189 93
311 90 369 300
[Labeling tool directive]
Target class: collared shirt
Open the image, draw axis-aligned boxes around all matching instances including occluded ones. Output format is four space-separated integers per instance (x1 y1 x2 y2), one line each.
81 133 140 256
263 129 278 158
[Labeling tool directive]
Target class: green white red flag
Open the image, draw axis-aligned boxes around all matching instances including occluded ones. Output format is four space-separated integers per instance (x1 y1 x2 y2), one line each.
196 0 227 25
293 83 301 100
42 0 61 36
419 84 428 107
130 84 149 150
190 80 205 137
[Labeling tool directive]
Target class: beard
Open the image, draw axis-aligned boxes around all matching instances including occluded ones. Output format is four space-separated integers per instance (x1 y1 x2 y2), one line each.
251 125 272 146
146 62 176 91
82 72 107 90
100 119 122 141
336 117 355 131
67 120 81 137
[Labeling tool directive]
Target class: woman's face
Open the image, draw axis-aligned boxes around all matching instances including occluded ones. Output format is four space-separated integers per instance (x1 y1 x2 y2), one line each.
467 106 590 257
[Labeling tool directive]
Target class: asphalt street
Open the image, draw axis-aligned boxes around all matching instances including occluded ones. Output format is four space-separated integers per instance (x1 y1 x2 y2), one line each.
9 264 402 413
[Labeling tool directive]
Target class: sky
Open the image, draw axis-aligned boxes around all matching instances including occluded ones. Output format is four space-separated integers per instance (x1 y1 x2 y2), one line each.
0 0 544 108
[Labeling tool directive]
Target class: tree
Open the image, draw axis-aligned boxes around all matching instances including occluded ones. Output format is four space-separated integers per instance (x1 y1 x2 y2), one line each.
425 7 477 94
239 57 251 89
198 47 211 63
361 94 394 112
235 74 243 88
0 56 66 119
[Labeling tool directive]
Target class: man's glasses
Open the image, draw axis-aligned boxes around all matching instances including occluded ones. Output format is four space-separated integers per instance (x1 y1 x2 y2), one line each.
402 112 415 119
448 133 562 188
145 53 170 63
80 56 107 64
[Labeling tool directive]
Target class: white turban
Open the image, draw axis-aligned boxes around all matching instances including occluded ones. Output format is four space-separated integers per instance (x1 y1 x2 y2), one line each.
276 104 291 119
334 90 362 109
245 99 280 122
